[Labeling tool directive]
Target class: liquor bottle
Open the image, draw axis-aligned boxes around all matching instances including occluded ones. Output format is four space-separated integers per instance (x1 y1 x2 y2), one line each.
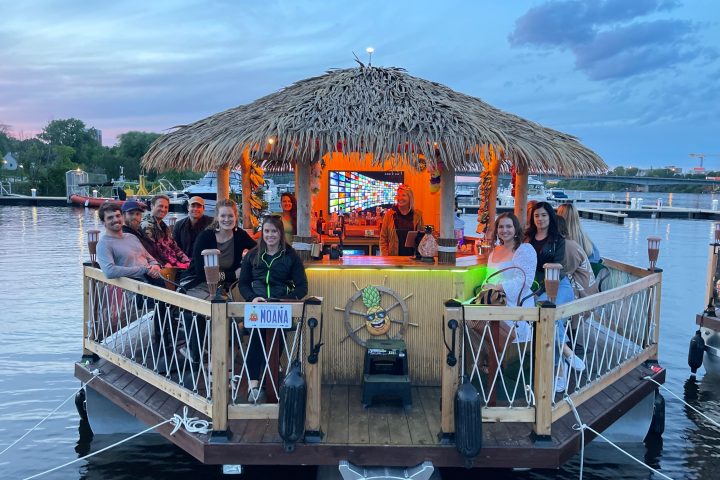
316 210 325 235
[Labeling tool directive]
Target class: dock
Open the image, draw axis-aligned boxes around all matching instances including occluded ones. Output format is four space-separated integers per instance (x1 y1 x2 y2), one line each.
0 195 68 207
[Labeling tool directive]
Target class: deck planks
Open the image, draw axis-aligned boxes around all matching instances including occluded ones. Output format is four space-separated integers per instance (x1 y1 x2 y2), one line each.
75 358 664 469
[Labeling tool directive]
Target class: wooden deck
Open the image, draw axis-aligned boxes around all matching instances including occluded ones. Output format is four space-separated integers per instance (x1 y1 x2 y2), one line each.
75 359 665 469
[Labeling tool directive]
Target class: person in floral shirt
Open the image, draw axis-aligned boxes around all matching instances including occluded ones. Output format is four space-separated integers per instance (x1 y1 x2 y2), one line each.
142 194 190 268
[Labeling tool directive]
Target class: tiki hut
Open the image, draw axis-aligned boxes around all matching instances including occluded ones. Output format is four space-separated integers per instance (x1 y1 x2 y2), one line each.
142 65 607 262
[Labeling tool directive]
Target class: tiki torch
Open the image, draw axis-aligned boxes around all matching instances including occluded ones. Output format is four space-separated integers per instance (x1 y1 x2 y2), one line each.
544 263 563 304
647 236 661 271
87 229 100 266
202 249 221 298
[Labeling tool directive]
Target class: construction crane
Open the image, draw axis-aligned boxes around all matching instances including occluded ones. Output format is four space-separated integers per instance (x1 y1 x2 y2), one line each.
689 153 720 169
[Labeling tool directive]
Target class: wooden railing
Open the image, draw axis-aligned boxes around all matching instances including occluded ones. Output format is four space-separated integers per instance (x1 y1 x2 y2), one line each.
82 266 323 433
440 259 662 437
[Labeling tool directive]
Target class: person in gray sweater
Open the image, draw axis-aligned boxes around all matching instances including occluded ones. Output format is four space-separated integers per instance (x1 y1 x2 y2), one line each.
96 203 163 281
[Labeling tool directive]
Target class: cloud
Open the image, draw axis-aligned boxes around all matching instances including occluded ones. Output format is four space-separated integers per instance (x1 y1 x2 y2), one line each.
508 0 706 80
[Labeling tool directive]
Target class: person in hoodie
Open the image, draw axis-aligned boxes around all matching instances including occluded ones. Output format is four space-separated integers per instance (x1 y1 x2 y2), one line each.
239 214 308 403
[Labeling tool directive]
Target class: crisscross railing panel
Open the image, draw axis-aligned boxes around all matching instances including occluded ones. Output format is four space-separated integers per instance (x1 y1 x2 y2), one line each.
551 271 661 414
83 267 213 415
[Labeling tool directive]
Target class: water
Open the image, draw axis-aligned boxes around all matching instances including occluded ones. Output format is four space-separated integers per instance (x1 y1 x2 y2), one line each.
1 202 720 479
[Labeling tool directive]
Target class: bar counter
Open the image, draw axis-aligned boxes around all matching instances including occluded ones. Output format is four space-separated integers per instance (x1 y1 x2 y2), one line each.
306 254 489 385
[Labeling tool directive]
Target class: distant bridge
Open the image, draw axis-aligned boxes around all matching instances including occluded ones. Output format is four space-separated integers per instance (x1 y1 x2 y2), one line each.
457 173 720 192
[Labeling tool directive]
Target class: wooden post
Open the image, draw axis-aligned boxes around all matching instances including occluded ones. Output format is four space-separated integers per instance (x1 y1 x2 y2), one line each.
533 305 555 438
295 160 313 261
440 303 461 439
304 301 323 437
514 164 529 228
651 272 662 360
485 152 501 241
211 300 229 432
82 266 92 355
241 150 253 229
438 166 456 264
217 165 230 202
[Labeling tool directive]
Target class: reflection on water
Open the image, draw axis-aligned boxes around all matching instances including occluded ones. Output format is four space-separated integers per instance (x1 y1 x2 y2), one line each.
1 204 720 479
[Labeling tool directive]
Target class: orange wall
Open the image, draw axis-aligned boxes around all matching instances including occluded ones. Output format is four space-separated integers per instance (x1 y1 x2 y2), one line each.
311 152 440 229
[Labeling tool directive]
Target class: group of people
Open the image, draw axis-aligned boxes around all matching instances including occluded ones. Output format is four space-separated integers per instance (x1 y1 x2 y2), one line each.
95 194 308 404
483 201 601 392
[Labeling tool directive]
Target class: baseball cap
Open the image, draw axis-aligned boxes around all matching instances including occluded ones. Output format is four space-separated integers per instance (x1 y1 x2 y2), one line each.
121 200 146 213
189 196 205 206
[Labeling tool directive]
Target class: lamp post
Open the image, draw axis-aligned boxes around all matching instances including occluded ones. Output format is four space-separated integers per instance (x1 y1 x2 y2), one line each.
202 249 221 298
543 263 563 305
647 236 661 271
87 230 100 266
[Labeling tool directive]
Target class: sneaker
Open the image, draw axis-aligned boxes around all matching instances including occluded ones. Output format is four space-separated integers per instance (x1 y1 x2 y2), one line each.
566 354 586 372
555 363 568 393
247 387 267 404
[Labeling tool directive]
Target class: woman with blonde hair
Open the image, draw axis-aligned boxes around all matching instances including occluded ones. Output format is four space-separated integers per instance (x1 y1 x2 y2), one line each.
379 184 424 256
556 203 600 263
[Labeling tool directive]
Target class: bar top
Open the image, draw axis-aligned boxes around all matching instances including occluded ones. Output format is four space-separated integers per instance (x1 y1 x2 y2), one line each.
305 254 488 270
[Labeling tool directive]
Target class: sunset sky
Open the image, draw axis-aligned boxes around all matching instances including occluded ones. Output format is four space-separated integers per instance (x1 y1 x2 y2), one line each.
1 0 718 169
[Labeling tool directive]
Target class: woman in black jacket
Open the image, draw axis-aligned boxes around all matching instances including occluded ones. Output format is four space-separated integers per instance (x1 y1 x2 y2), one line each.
525 202 583 393
184 199 257 293
239 215 308 403
182 199 256 377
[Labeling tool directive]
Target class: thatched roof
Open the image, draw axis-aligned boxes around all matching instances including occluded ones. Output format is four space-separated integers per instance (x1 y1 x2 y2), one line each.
142 66 607 175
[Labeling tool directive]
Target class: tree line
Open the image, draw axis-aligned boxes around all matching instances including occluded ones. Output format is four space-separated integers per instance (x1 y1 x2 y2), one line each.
0 119 201 196
555 166 720 193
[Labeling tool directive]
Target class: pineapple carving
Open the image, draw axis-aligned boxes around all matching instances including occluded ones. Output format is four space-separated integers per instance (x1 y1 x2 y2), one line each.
362 285 390 335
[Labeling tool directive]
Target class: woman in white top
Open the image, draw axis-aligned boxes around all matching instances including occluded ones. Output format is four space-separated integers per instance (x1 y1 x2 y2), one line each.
484 212 536 342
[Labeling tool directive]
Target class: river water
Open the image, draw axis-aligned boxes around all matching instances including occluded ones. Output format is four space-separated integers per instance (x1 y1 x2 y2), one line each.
1 193 719 479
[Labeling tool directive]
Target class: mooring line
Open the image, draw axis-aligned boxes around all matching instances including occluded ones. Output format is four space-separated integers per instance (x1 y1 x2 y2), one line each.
22 407 211 480
0 369 100 457
564 395 673 480
645 376 720 428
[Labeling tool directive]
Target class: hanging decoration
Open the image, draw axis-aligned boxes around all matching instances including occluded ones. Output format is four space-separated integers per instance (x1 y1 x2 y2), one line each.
429 161 442 194
475 159 493 236
510 164 517 198
248 163 268 230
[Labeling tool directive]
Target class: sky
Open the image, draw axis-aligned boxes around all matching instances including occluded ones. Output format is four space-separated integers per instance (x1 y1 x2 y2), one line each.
1 0 718 170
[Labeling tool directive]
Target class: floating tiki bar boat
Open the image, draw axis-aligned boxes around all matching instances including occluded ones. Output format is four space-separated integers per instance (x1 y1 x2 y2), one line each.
76 66 666 475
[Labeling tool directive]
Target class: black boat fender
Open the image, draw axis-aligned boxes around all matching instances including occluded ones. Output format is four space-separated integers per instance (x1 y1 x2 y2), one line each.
277 360 307 452
454 377 482 468
688 329 706 374
74 388 88 422
647 390 665 436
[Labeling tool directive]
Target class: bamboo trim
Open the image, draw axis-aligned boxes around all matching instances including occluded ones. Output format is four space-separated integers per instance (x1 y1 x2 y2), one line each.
211 302 229 431
534 307 555 436
84 340 212 416
228 403 279 420
705 245 717 314
551 344 658 421
553 274 660 319
602 258 654 278
482 407 535 423
84 268 212 315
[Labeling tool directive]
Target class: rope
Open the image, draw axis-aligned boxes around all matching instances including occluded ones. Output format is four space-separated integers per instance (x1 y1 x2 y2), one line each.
0 369 101 457
564 395 673 480
21 406 211 480
645 376 720 428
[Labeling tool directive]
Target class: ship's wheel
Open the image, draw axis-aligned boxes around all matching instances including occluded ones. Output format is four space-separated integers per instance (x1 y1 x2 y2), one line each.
334 283 415 347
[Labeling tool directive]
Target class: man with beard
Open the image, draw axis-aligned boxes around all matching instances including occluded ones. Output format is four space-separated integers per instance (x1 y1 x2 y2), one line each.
173 196 212 257
120 200 161 262
96 202 162 282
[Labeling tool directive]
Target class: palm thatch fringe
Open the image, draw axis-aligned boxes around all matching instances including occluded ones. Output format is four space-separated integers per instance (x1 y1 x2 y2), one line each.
142 66 607 175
